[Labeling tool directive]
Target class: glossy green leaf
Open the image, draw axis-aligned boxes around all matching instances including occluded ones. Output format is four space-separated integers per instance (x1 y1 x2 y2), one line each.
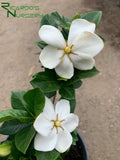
45 91 56 98
69 99 76 113
0 119 31 135
81 11 102 27
51 11 68 28
40 14 57 27
11 142 23 160
73 80 82 89
11 91 26 110
0 110 33 123
62 16 72 24
36 150 60 160
23 88 45 117
59 85 75 100
30 71 61 93
68 67 100 85
15 126 35 154
61 28 69 40
34 41 47 49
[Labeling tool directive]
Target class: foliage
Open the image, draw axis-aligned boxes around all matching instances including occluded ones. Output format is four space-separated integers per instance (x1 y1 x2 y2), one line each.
0 11 104 160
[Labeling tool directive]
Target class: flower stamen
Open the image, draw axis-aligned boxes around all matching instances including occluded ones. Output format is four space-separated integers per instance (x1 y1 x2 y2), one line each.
51 114 65 133
54 120 61 127
59 126 64 131
65 46 71 54
68 55 72 62
71 52 78 55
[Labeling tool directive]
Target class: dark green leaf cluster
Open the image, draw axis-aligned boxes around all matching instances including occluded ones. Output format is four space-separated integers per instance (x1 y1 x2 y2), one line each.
0 11 104 160
0 88 45 159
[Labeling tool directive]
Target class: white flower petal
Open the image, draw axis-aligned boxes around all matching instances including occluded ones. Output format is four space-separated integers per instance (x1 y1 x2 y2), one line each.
39 45 64 69
39 25 66 48
70 53 95 70
55 99 70 120
43 97 56 120
33 113 53 136
62 114 79 133
55 55 74 79
55 129 72 153
34 131 57 152
68 19 95 46
72 31 104 57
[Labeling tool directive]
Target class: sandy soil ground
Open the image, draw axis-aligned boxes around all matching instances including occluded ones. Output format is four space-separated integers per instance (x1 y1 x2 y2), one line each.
0 0 120 160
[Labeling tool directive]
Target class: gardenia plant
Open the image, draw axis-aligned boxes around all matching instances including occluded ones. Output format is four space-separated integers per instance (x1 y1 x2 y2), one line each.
0 11 104 160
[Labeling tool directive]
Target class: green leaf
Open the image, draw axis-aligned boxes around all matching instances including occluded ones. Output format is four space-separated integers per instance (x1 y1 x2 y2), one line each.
11 91 26 110
81 11 102 27
73 80 82 89
72 13 81 20
56 156 63 160
11 142 23 160
59 85 75 100
98 34 106 42
62 16 72 24
40 14 57 27
71 130 78 145
69 99 76 113
57 77 68 82
30 70 61 93
0 110 33 123
61 28 69 40
36 150 60 160
51 11 68 28
0 119 31 135
15 126 35 154
23 88 45 117
34 41 47 49
45 91 56 98
68 67 100 85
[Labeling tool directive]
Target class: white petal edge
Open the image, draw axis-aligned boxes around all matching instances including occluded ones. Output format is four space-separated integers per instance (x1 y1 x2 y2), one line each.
43 97 56 120
55 129 72 153
68 19 95 46
33 113 53 136
39 25 66 48
34 132 57 152
70 53 95 70
39 45 64 69
72 31 104 57
55 54 74 79
55 99 70 120
62 113 79 133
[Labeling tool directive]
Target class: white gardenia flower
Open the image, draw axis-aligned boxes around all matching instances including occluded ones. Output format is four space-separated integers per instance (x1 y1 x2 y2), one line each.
33 97 79 153
39 19 104 79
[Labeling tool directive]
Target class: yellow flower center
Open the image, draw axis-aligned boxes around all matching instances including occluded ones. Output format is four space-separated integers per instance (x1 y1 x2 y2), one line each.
51 114 65 133
54 120 61 127
65 46 71 54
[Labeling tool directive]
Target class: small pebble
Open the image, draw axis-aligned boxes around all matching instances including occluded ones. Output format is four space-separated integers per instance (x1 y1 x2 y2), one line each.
82 130 86 133
109 124 114 128
13 28 17 32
